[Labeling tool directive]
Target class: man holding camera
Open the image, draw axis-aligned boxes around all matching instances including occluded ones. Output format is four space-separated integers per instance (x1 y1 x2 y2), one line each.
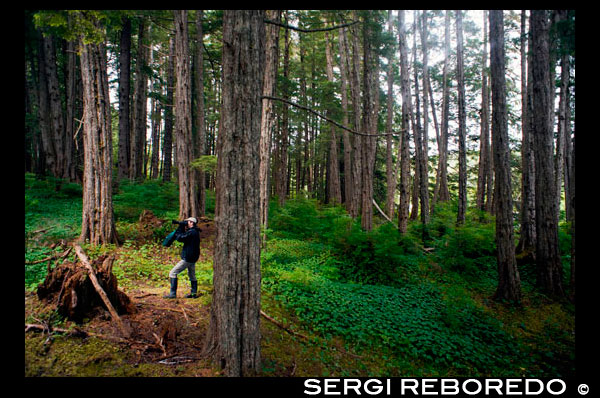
164 217 201 299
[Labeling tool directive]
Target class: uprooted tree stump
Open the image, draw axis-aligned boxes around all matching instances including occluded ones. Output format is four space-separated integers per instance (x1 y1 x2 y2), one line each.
36 244 134 336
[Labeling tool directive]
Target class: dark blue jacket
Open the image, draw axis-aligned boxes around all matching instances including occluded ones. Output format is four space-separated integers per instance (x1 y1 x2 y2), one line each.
176 226 201 263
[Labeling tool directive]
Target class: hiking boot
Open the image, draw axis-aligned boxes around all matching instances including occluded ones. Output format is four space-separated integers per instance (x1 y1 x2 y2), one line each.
163 277 177 299
185 280 199 298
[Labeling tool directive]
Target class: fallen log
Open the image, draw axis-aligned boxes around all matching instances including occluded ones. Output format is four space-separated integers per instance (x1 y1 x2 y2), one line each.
260 310 309 340
73 244 130 338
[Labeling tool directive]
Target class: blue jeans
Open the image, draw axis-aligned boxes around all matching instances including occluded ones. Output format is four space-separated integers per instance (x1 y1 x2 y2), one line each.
168 259 197 281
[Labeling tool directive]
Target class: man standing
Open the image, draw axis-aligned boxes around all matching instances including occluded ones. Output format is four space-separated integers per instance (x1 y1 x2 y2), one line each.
164 217 201 299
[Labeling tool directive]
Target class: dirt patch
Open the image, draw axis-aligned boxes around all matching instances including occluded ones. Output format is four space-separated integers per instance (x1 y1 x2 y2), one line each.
26 213 220 376
26 281 218 376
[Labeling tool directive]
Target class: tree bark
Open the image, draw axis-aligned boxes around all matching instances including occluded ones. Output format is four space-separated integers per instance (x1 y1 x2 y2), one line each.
117 17 131 182
476 11 492 213
195 10 207 216
489 10 521 303
349 10 363 219
130 20 149 181
385 10 397 219
397 10 412 234
530 10 564 297
174 10 198 220
162 36 175 182
360 12 377 231
435 10 451 204
338 25 354 211
204 10 265 377
517 10 536 255
419 11 430 227
78 33 119 245
260 10 280 240
456 10 467 225
325 29 342 205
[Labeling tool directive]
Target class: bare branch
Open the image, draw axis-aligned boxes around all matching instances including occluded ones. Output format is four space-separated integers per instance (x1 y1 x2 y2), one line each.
262 96 404 137
264 19 359 33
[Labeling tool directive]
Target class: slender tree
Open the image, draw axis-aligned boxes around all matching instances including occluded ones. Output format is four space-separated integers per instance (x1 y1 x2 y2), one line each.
489 10 521 303
456 10 467 225
397 10 412 234
325 28 342 205
174 10 198 219
435 10 451 204
162 36 175 182
360 11 378 231
530 10 564 297
130 19 149 181
260 10 281 240
78 13 119 245
338 24 354 211
418 10 430 228
117 16 131 181
204 10 265 377
194 10 207 216
384 10 397 219
476 11 492 213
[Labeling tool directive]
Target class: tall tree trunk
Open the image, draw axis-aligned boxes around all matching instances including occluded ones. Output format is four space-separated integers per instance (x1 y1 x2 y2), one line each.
64 36 79 183
195 10 207 216
517 10 536 255
489 10 521 303
260 10 280 240
555 10 570 223
36 30 54 177
397 10 411 234
435 11 451 204
117 17 131 182
325 29 342 205
456 10 467 225
418 11 430 228
174 10 198 219
130 20 149 181
42 34 67 180
385 10 396 219
339 25 354 210
297 43 308 197
530 10 564 297
204 10 265 377
410 13 421 222
162 36 175 182
361 11 377 232
277 13 290 206
568 132 575 302
79 35 119 246
150 94 161 179
349 10 363 219
477 11 491 213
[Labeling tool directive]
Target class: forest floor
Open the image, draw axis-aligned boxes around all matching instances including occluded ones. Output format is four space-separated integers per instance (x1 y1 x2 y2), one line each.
24 176 576 379
25 214 359 377
25 215 220 377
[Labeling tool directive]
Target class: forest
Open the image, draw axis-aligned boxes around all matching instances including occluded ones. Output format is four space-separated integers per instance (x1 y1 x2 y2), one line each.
25 9 578 384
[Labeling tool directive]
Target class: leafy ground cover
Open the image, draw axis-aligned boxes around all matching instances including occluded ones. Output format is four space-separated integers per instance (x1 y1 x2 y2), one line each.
24 174 575 377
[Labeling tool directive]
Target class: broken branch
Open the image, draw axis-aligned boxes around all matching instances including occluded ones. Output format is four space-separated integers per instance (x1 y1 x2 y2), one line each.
264 19 359 33
260 310 309 340
261 96 404 137
73 244 130 338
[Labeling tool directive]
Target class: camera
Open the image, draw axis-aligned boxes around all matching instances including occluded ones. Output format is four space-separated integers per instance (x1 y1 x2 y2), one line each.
172 220 187 226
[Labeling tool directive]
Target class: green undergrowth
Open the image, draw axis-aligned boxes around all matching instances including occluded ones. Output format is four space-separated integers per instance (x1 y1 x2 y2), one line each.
25 175 574 378
261 197 575 377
